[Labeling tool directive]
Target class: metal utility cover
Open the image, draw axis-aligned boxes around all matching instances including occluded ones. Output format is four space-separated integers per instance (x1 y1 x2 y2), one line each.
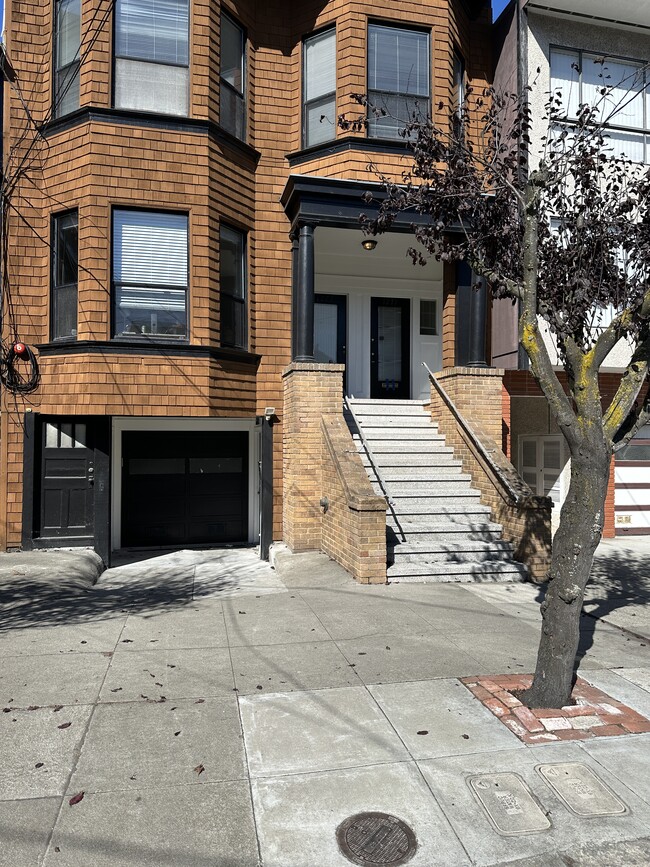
537 763 627 818
468 773 551 836
336 812 417 866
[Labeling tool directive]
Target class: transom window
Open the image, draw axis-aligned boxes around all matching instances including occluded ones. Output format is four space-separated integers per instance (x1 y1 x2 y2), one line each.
367 23 430 140
114 0 190 116
550 47 650 163
220 14 246 139
303 28 336 148
113 209 189 339
54 0 81 117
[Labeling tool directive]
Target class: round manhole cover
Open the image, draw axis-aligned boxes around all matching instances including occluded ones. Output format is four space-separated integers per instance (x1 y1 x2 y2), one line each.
336 812 417 866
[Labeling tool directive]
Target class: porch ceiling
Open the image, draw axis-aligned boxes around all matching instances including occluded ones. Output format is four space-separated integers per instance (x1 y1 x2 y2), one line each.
315 227 443 282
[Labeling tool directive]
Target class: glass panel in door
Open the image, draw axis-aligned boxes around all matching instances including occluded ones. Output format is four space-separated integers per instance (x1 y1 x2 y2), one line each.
371 297 410 399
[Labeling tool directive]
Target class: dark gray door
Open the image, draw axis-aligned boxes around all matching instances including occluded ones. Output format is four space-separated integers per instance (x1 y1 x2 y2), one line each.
41 420 95 539
370 297 411 399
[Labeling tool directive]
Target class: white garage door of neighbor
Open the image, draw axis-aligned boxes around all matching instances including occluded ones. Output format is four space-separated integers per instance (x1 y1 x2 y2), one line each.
615 424 650 535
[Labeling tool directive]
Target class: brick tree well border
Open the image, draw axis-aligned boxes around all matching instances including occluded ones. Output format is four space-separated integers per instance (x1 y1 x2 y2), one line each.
462 674 650 744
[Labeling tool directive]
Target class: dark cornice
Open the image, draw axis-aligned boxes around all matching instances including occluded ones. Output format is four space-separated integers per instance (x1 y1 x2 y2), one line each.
286 135 412 168
281 174 464 234
41 108 261 165
36 339 261 366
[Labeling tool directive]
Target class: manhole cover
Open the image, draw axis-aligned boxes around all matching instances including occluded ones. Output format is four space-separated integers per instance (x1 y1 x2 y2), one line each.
468 773 551 836
537 763 627 817
336 812 417 866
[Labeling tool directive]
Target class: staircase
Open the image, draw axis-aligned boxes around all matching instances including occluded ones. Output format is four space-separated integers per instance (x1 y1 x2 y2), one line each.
346 398 528 583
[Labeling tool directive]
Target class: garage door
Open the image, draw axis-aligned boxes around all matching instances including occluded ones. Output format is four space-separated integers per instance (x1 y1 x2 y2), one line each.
122 431 248 547
615 424 650 535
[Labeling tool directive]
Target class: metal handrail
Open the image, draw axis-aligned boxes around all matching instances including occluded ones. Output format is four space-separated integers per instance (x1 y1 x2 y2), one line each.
344 394 406 543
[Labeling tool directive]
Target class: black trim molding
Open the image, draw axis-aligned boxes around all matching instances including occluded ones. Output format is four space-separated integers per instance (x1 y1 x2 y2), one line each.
36 339 261 366
287 135 412 168
42 107 261 165
281 174 464 233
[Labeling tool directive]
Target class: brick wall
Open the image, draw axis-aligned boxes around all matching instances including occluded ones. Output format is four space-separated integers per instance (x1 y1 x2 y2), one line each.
436 367 505 446
430 370 552 581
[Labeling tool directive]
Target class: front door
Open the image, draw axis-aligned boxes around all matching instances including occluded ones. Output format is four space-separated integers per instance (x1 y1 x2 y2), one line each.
370 297 410 399
41 420 95 540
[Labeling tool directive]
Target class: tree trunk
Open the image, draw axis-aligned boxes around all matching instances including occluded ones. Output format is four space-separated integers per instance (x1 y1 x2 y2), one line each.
519 438 611 709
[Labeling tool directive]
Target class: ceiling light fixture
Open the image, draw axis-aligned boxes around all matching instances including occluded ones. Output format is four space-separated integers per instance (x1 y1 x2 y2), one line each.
361 238 377 251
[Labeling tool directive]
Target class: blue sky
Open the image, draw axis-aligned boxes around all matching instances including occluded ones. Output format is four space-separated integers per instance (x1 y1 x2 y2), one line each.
492 0 511 20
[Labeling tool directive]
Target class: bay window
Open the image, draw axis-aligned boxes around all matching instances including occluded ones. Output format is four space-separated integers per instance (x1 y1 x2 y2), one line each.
220 225 247 349
303 28 336 148
51 211 78 340
220 14 246 139
114 0 189 115
367 23 430 139
551 48 649 163
54 0 81 117
113 210 188 339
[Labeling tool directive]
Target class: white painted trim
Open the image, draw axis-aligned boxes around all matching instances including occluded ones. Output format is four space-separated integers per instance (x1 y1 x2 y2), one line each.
111 417 259 551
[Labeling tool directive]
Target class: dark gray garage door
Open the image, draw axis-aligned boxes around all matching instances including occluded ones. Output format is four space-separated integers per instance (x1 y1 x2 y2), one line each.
122 430 248 547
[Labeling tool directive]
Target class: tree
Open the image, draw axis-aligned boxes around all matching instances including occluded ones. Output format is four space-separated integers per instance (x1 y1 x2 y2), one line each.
342 68 650 708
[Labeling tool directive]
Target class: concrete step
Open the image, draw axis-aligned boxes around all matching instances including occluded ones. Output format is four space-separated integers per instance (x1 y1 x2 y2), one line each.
386 560 529 583
361 442 454 455
379 470 469 482
376 482 475 496
358 429 445 441
362 454 461 468
348 399 427 408
349 406 430 418
387 519 503 542
357 412 432 430
388 540 514 563
388 502 491 517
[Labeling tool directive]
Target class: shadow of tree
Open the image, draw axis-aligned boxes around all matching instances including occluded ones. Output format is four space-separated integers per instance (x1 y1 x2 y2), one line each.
0 548 278 633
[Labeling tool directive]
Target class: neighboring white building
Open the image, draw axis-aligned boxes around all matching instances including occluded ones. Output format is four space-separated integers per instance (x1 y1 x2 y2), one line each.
494 0 650 536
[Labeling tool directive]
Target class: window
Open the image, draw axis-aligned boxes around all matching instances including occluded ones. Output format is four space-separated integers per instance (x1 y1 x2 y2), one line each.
367 23 430 139
303 28 336 148
452 51 465 139
54 0 81 117
51 211 78 340
220 14 245 139
45 422 86 448
420 299 437 335
113 210 188 339
550 47 650 162
220 225 247 349
114 0 189 115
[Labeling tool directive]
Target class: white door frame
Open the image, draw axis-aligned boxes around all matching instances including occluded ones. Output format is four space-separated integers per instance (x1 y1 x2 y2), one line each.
111 417 259 551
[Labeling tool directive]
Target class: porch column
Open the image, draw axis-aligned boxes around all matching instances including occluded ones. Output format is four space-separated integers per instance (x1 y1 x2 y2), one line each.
467 274 488 368
293 223 315 362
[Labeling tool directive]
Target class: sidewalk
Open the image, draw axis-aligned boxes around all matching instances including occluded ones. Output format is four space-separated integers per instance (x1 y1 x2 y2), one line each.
0 543 648 866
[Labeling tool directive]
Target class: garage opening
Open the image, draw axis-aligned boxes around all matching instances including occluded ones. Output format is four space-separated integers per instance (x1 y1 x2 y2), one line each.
121 430 249 547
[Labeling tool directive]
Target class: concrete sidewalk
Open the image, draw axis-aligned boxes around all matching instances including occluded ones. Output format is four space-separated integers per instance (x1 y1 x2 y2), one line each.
0 543 649 866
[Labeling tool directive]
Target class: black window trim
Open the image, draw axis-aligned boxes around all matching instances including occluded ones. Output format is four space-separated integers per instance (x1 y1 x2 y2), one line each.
53 0 81 119
111 205 191 342
302 24 337 150
51 208 79 342
219 222 248 350
366 19 432 140
219 11 247 140
112 0 191 113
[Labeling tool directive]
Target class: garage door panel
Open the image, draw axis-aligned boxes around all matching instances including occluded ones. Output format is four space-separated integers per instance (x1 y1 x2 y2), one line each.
615 430 650 535
122 431 248 548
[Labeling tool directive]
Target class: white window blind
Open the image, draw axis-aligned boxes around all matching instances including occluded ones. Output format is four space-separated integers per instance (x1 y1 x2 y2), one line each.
116 0 189 65
114 210 187 286
303 28 336 147
113 211 188 338
550 49 580 118
367 24 430 139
